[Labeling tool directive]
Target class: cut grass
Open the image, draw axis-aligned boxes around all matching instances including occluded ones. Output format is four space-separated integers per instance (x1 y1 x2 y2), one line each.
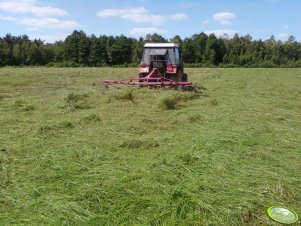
0 67 301 225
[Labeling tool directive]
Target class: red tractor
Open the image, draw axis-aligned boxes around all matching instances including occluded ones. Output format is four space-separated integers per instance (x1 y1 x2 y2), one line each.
103 43 194 90
139 43 188 82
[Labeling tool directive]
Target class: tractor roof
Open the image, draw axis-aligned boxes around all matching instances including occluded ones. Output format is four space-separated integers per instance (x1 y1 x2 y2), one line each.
144 43 179 48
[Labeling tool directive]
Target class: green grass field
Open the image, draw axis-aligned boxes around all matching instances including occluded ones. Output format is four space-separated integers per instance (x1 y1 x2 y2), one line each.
1 67 300 225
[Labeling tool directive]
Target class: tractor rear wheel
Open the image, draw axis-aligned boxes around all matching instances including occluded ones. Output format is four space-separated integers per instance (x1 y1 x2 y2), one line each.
182 73 188 82
139 73 147 78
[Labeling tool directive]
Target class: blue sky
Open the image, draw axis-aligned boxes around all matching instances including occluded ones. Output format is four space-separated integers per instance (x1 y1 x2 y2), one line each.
0 0 300 43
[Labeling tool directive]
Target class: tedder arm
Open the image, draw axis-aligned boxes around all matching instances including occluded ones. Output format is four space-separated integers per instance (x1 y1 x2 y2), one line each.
103 68 195 91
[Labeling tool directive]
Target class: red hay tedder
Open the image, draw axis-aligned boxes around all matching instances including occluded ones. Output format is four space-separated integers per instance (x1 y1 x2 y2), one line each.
103 43 196 91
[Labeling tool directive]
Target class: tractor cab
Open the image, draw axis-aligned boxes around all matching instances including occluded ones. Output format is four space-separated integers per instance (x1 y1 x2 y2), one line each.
139 43 187 82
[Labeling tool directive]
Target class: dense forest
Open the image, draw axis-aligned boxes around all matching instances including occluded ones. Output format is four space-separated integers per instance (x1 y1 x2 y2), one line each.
1 30 301 67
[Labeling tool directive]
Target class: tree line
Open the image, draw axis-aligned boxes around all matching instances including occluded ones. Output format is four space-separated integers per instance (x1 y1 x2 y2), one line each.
1 30 301 67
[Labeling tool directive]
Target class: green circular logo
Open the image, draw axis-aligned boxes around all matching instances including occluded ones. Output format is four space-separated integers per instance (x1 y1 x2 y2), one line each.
267 206 298 224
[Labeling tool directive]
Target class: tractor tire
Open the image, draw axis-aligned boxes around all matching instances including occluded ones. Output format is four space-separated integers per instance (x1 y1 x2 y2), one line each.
139 73 146 78
182 73 188 82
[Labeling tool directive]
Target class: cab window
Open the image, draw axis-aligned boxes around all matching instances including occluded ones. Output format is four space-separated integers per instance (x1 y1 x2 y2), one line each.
175 48 180 64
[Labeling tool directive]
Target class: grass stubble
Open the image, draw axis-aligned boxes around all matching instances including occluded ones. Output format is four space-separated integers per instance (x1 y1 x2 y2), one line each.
0 67 300 225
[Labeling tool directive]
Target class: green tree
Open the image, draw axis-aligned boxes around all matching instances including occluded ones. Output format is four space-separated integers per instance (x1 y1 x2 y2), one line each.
12 43 22 65
170 35 183 45
132 37 144 64
78 33 91 65
181 38 196 63
145 33 167 43
192 33 207 63
64 30 83 63
203 34 223 66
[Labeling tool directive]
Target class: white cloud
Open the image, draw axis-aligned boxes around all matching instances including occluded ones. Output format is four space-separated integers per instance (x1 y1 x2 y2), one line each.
123 14 165 26
98 7 146 17
213 12 236 21
31 33 67 43
18 17 79 29
29 32 68 43
0 13 17 21
202 20 209 25
220 20 232 25
97 7 187 25
0 1 79 31
213 12 236 26
128 27 166 36
97 7 165 25
0 0 68 17
275 33 289 41
205 29 238 38
169 13 187 21
28 26 38 31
